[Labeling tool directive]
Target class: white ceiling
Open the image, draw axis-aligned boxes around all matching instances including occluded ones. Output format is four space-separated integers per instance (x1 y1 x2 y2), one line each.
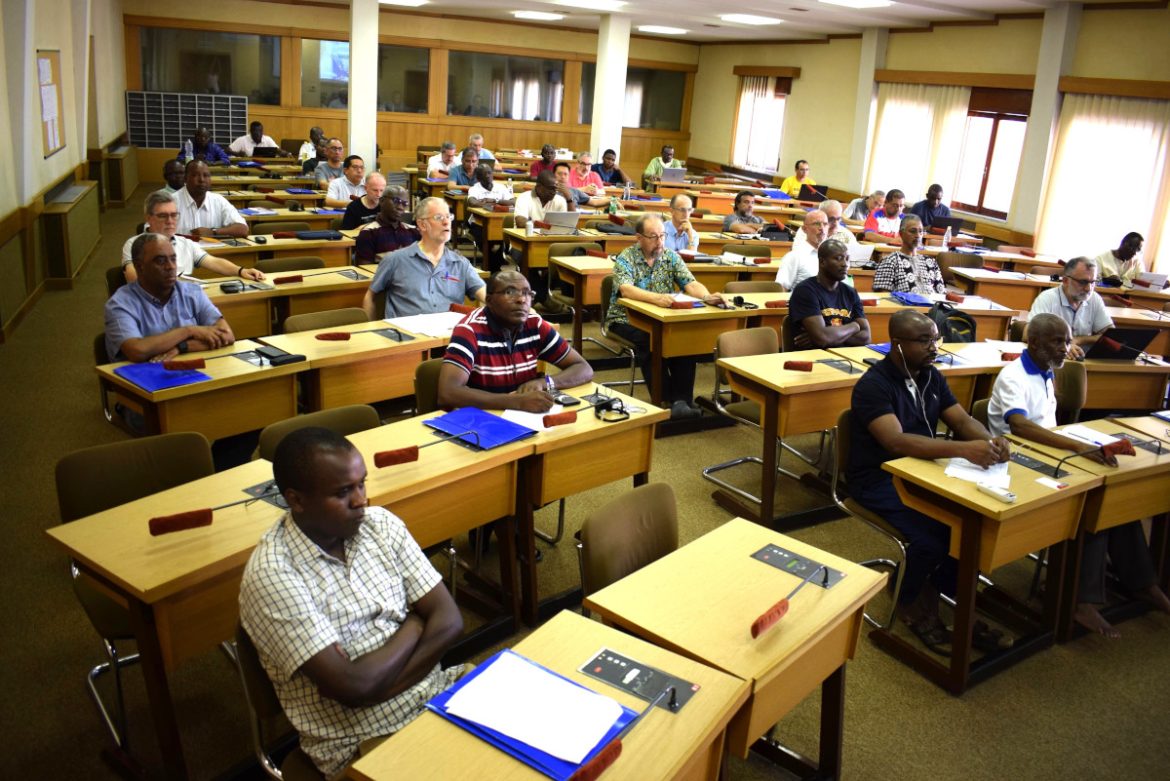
357 0 1140 43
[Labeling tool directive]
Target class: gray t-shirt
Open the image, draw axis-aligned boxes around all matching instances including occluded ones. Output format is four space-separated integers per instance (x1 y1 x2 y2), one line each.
369 243 485 318
1028 286 1113 337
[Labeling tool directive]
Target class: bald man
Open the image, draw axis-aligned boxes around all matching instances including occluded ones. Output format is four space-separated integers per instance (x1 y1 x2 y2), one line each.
776 210 829 291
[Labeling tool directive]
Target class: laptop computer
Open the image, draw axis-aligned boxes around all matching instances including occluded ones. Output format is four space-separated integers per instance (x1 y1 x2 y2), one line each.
659 167 686 183
251 146 280 158
798 183 828 201
932 216 966 232
538 211 580 235
1082 327 1158 360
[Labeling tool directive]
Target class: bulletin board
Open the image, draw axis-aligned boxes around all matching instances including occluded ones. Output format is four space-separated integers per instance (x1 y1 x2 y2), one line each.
37 50 65 158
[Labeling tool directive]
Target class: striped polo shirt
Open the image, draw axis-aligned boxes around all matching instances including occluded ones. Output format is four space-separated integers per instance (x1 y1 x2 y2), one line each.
443 307 571 393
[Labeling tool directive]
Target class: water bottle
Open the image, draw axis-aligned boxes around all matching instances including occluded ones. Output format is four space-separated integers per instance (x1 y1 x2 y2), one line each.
623 181 632 200
943 226 952 247
608 197 618 215
183 139 193 162
526 219 534 237
505 180 514 200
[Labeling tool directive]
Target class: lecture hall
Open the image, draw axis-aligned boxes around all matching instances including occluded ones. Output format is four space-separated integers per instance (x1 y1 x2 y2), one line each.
3 0 1170 779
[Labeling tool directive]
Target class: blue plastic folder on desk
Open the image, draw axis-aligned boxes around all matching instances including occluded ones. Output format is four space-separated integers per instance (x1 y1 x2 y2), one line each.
284 188 316 194
113 362 212 392
424 407 537 449
426 649 637 781
889 291 933 306
867 342 892 355
762 188 790 200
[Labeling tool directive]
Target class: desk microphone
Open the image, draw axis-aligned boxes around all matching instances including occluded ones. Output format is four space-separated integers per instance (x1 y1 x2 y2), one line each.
569 685 677 781
1107 293 1167 321
751 564 828 638
1049 438 1141 475
148 490 281 535
1097 335 1155 364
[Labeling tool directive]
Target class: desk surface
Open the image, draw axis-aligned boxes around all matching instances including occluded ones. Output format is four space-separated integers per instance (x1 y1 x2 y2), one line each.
197 235 355 257
349 610 750 781
257 318 444 367
1007 417 1170 481
202 266 373 305
716 349 867 395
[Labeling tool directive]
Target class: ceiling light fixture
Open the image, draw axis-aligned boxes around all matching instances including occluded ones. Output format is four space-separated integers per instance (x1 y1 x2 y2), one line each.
818 0 894 9
513 10 565 20
719 14 784 25
637 25 688 34
554 0 626 12
379 0 430 7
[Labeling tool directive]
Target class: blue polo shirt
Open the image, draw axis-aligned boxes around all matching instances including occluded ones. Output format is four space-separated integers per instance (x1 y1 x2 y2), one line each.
104 281 224 361
663 220 697 252
369 242 485 318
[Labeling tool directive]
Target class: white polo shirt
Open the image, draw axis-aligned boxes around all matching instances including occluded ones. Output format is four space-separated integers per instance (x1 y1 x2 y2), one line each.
988 350 1056 437
228 134 278 156
776 243 819 291
1029 286 1113 337
120 233 209 275
173 187 247 235
513 190 568 223
327 176 365 202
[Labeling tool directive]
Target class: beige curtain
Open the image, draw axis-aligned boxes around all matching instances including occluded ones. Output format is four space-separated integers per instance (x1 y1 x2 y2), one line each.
864 82 971 200
733 76 784 171
1037 94 1170 272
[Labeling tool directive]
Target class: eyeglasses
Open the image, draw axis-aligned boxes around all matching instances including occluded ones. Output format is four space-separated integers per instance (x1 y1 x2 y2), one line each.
1067 277 1096 287
896 335 942 346
671 206 693 213
152 211 179 220
384 197 409 206
327 145 344 151
639 233 666 241
491 286 536 300
423 213 453 223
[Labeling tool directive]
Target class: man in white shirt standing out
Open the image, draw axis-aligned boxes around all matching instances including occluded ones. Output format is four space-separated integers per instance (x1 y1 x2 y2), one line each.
173 160 249 239
777 210 829 291
326 156 366 208
229 121 286 156
426 142 457 179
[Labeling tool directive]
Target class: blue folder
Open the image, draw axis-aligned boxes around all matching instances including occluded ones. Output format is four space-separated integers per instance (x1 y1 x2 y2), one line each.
426 649 637 781
284 188 316 194
235 161 263 168
867 342 891 355
889 291 933 307
315 208 345 214
424 407 537 450
113 362 212 392
762 188 790 200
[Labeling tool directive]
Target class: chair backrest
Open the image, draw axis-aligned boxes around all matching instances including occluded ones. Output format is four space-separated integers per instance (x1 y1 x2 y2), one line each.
998 245 1033 255
546 242 603 259
414 358 444 414
1029 265 1057 276
716 326 778 361
579 483 678 597
833 408 853 483
106 266 127 298
248 200 285 209
1009 319 1027 342
283 307 368 334
252 221 312 235
278 138 303 155
780 314 797 352
93 332 110 365
723 280 782 294
936 251 981 284
691 207 710 216
583 219 610 232
971 398 990 429
255 256 326 274
329 217 344 231
55 432 215 522
255 405 381 462
721 243 771 258
1053 360 1087 424
599 274 618 335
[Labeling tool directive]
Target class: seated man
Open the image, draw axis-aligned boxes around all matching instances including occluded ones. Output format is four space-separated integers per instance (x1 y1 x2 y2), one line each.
569 152 605 195
779 159 815 198
159 159 186 195
239 427 463 779
354 187 422 264
448 147 479 187
605 214 726 420
1028 256 1114 359
326 155 367 208
362 197 485 319
849 310 1010 652
988 313 1170 637
814 199 858 245
123 192 265 283
664 194 698 252
862 188 905 244
513 170 573 230
467 164 514 272
177 126 230 165
438 270 593 412
845 190 884 222
426 142 457 179
314 139 346 187
908 183 951 229
592 149 631 186
1092 232 1145 286
297 126 325 162
528 144 558 180
174 160 249 238
554 161 608 208
302 141 327 175
341 172 385 230
105 233 234 362
468 132 495 161
776 210 829 291
229 121 286 157
722 190 764 234
788 239 870 348
871 215 945 295
642 144 682 187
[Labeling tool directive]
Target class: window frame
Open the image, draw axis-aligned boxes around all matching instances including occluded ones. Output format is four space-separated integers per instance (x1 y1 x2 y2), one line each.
952 109 1028 220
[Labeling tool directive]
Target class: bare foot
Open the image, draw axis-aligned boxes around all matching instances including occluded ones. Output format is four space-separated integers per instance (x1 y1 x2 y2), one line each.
1139 585 1170 615
1074 602 1120 638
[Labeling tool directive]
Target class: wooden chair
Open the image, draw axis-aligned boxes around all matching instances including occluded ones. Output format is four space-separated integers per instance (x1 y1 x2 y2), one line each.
596 274 641 394
255 405 382 462
723 280 782 294
105 266 126 298
252 221 312 235
254 256 325 274
720 243 771 258
936 251 982 285
283 307 368 334
247 200 285 209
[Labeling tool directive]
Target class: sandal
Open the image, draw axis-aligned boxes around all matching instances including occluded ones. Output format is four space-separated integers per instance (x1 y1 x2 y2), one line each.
907 616 952 656
971 620 1013 653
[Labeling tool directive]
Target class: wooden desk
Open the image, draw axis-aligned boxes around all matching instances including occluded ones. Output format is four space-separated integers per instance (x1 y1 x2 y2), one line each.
952 269 1056 311
259 320 443 409
196 234 356 269
222 189 327 208
1081 356 1170 409
504 228 636 272
96 340 303 441
239 207 340 230
203 266 373 339
585 519 885 778
350 610 750 781
209 174 317 189
861 294 1015 342
1109 306 1170 356
826 342 1007 411
880 452 1100 693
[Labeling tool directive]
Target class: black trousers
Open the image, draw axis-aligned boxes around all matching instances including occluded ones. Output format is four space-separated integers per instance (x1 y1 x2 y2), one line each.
609 321 697 404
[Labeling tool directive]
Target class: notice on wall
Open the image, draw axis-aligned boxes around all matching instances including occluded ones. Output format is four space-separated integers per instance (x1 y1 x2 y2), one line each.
37 50 65 158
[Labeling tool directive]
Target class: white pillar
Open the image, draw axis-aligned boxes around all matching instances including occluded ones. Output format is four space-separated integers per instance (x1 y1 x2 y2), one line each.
589 14 630 163
848 27 887 194
1010 3 1080 235
348 0 378 169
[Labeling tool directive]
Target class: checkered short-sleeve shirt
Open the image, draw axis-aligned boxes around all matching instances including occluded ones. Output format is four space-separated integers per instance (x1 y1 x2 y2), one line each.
239 506 460 777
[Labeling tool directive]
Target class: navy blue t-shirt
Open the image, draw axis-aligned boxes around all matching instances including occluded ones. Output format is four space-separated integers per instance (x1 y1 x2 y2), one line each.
788 277 865 343
847 357 958 486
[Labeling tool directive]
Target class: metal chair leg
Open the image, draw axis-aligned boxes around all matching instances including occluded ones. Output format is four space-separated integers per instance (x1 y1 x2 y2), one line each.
535 499 566 546
86 640 140 750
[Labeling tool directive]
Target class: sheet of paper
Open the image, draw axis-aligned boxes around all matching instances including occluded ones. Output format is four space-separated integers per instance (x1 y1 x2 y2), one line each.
1060 424 1119 447
443 650 623 764
502 404 563 431
983 339 1024 352
944 458 1010 489
38 57 53 86
847 243 874 266
671 292 701 303
385 310 465 337
722 252 751 266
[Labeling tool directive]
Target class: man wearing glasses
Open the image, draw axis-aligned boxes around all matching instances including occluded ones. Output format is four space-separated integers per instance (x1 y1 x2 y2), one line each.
663 194 698 252
606 214 726 420
354 186 422 264
121 192 265 283
1028 256 1114 359
437 270 593 412
314 138 346 186
794 200 856 247
340 172 386 229
362 197 485 319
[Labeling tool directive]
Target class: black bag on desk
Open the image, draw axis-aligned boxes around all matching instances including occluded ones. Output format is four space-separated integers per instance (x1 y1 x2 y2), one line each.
295 230 344 241
593 221 636 236
927 302 977 343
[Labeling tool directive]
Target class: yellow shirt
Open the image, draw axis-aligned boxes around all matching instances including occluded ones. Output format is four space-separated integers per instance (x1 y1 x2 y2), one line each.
779 175 816 198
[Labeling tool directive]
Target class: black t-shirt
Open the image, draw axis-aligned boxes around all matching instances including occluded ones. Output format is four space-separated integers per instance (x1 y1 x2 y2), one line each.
847 357 957 486
341 198 379 230
788 277 865 343
301 157 321 175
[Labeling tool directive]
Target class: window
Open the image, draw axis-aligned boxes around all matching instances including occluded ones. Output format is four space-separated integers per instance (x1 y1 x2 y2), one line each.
579 65 685 130
140 28 281 105
448 52 564 122
731 76 788 172
301 39 350 108
952 112 1028 218
378 44 429 113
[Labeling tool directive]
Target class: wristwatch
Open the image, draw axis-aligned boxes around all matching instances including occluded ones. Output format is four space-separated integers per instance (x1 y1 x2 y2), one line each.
177 340 189 354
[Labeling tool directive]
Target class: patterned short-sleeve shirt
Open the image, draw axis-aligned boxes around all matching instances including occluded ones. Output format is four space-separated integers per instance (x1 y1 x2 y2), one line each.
239 507 460 778
872 250 945 295
605 245 696 327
